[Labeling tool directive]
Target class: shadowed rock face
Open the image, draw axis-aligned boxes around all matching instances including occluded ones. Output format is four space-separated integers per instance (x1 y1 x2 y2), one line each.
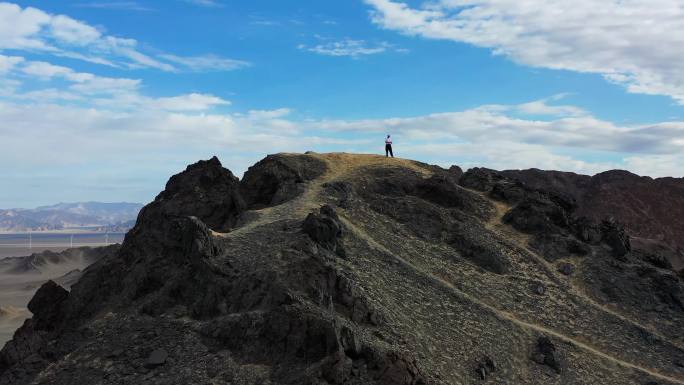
135 156 246 232
241 154 327 209
1 153 683 385
500 168 684 270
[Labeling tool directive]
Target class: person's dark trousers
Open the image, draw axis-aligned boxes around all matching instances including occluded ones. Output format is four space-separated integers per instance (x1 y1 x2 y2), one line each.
385 144 393 157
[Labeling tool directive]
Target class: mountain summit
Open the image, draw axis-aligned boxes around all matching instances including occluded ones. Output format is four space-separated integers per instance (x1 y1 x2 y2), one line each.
1 153 682 385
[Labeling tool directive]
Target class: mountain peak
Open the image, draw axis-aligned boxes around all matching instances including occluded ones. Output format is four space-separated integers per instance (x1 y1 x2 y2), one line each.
1 153 682 385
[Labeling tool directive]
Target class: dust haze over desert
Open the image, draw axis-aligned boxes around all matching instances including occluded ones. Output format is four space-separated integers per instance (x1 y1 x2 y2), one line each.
1 1 683 385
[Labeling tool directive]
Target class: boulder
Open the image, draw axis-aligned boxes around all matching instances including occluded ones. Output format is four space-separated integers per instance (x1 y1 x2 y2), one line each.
27 280 69 331
302 205 345 258
145 348 168 368
531 336 561 373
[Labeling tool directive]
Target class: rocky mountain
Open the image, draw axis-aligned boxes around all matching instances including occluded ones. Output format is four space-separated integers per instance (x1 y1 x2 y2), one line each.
499 168 684 270
0 153 682 385
0 202 143 232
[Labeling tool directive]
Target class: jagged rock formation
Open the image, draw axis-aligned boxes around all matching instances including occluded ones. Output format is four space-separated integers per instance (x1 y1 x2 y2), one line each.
1 153 683 385
500 168 684 270
135 156 245 232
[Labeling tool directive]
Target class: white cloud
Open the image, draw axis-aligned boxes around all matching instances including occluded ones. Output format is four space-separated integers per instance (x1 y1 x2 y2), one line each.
312 104 684 156
49 14 102 45
3 58 236 110
246 108 292 120
0 3 51 50
298 39 396 57
365 0 684 104
402 141 619 176
159 54 251 72
0 54 23 73
150 93 231 111
0 2 246 73
515 95 587 117
623 155 684 178
0 89 682 178
17 60 141 94
21 61 76 79
0 2 162 70
70 76 140 94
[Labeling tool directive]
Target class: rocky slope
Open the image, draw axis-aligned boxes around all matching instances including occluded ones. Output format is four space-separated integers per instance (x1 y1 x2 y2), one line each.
0 246 118 345
500 168 684 270
0 153 682 385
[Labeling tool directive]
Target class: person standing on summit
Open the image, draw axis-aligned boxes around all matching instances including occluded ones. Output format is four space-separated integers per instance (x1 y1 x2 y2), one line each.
385 134 394 158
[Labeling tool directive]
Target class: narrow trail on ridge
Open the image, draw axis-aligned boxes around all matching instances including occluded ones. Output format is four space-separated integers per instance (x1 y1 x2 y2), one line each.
218 152 684 384
480 191 683 350
341 215 684 384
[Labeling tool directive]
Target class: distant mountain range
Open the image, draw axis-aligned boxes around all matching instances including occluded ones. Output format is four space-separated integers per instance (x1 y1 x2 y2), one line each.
0 202 143 232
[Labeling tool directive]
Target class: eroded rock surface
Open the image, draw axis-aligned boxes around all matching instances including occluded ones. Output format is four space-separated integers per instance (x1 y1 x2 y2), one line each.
1 153 682 385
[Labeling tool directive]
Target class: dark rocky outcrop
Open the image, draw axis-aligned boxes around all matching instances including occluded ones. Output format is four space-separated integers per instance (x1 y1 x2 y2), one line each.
600 218 631 258
26 281 69 331
475 355 497 380
241 153 327 209
447 165 463 183
501 168 684 270
459 167 506 192
531 336 561 373
134 156 245 232
303 205 346 258
0 281 70 373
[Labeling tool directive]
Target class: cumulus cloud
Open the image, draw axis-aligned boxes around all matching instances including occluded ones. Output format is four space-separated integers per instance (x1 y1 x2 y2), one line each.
364 0 684 104
0 85 682 178
298 39 398 57
2 57 231 111
0 3 51 50
312 105 684 156
0 2 246 73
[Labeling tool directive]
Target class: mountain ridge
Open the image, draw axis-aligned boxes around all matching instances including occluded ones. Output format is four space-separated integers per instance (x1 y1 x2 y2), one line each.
499 167 684 270
0 153 682 385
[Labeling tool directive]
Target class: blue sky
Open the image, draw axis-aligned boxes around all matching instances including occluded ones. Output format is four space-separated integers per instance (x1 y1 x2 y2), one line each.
1 0 683 207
